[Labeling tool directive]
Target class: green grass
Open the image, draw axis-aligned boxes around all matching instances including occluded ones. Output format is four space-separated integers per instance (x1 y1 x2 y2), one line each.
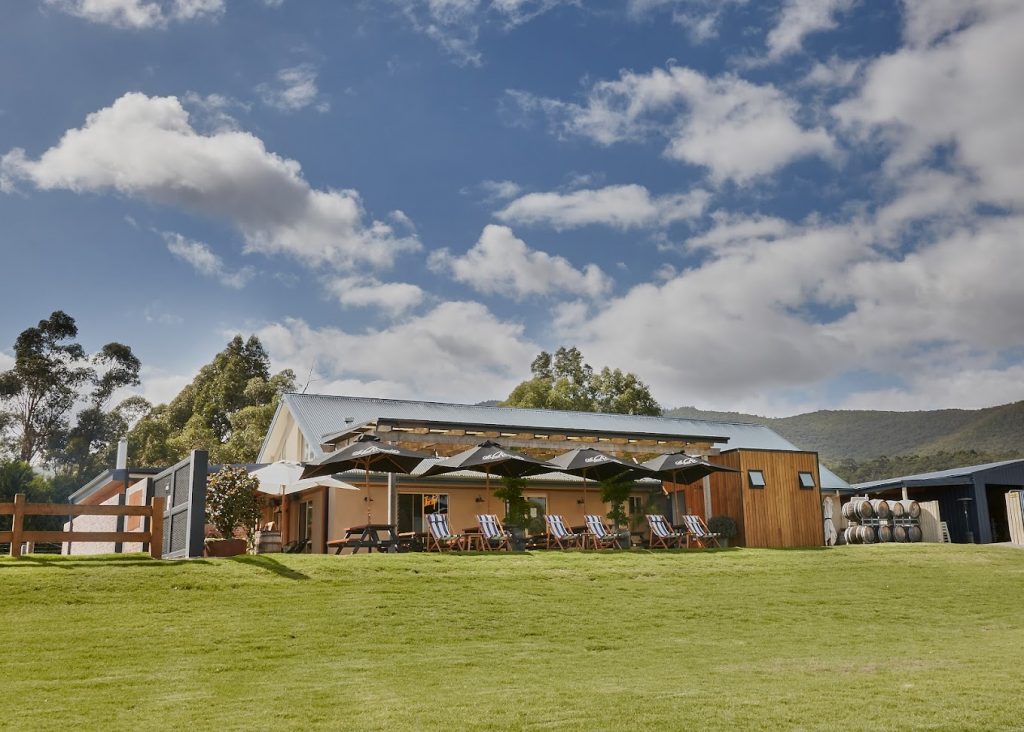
2 546 1022 731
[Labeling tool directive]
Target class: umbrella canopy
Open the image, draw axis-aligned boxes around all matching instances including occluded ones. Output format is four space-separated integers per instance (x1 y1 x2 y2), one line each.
421 440 555 512
547 447 649 482
251 460 359 496
547 447 650 514
640 453 738 484
300 434 430 480
421 440 555 479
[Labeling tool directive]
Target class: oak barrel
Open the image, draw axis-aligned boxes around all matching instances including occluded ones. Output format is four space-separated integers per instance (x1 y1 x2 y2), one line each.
870 499 891 519
877 524 893 543
907 525 923 543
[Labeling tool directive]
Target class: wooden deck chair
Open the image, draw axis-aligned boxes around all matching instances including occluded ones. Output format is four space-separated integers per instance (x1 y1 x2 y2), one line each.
544 514 582 549
476 514 512 551
681 514 721 548
426 513 465 552
646 514 686 549
583 514 620 549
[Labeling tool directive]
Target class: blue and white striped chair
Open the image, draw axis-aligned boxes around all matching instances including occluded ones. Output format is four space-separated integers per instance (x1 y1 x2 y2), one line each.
682 515 721 548
544 514 582 549
476 514 512 551
584 514 621 549
426 512 464 552
646 514 686 549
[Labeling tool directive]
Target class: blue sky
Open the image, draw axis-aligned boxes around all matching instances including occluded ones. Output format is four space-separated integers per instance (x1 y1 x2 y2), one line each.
1 0 1022 415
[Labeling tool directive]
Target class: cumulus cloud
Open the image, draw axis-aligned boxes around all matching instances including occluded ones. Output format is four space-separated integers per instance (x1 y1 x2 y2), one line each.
496 184 709 230
429 224 612 300
162 232 254 289
46 0 224 29
626 0 749 43
509 65 835 184
834 0 1024 211
253 301 538 402
324 277 425 318
1 93 419 271
765 0 856 60
258 64 328 113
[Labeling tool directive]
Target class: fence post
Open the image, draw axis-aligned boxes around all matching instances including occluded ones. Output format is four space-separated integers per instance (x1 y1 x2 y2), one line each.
10 493 25 558
150 496 165 560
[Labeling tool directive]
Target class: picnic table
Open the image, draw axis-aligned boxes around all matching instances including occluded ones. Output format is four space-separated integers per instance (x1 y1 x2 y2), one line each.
462 526 488 551
327 523 400 554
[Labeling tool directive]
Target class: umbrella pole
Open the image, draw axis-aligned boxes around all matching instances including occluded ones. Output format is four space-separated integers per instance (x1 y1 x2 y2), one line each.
672 470 680 524
582 470 587 515
365 465 371 525
486 470 491 513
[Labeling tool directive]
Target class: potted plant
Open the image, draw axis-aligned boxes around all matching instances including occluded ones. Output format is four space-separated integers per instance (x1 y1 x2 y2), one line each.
600 476 634 548
493 475 530 551
707 515 738 548
205 466 261 557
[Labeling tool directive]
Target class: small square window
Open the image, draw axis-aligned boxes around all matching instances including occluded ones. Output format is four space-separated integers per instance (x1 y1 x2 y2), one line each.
748 470 766 488
798 472 816 489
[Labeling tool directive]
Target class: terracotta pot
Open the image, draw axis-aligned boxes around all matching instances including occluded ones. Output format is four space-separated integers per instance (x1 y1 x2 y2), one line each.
204 538 247 557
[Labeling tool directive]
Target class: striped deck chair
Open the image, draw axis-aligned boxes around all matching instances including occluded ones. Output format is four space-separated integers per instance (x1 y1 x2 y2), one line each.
646 514 686 549
544 514 582 549
476 514 512 551
426 513 465 552
583 514 620 549
682 514 721 548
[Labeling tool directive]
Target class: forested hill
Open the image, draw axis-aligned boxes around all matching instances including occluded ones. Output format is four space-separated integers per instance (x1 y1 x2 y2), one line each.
664 401 1024 482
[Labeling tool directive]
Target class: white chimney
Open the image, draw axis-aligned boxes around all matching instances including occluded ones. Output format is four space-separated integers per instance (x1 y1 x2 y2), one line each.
116 439 128 470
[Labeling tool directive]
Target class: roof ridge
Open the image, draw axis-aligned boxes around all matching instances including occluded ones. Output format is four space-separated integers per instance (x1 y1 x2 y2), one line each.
283 391 772 428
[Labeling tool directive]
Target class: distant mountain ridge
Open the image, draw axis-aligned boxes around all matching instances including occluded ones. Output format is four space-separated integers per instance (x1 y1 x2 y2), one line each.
664 401 1024 462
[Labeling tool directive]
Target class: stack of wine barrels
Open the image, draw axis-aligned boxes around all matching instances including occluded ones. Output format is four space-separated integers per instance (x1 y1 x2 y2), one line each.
842 498 922 544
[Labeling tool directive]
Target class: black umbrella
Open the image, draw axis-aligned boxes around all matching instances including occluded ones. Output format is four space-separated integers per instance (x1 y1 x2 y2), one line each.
547 447 651 514
421 440 556 512
640 453 738 520
301 434 431 523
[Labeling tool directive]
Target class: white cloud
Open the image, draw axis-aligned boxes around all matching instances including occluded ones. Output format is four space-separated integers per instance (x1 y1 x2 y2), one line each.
0 350 14 372
800 56 863 88
510 65 835 184
396 0 576 65
496 184 709 230
258 64 328 113
475 179 523 201
834 0 1024 210
254 301 538 403
163 232 254 289
429 224 612 300
626 0 748 43
324 277 425 318
1 93 419 272
134 365 193 405
765 0 856 60
839 363 1024 412
46 0 224 29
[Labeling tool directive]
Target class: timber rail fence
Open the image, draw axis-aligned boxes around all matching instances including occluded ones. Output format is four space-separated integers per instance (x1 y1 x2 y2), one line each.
0 494 166 559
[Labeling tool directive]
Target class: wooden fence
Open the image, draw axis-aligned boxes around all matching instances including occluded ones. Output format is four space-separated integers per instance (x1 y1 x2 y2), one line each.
0 494 166 559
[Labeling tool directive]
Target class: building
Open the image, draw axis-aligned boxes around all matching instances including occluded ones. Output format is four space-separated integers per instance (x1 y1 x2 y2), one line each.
849 460 1024 543
257 393 849 550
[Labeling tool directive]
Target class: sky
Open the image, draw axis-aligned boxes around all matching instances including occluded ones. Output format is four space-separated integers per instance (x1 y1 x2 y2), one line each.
1 0 1022 417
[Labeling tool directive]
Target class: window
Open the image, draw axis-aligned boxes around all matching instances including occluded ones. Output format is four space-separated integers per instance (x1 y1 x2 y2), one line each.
525 494 547 520
398 493 448 533
798 472 816 490
298 500 314 540
628 496 644 516
748 470 766 489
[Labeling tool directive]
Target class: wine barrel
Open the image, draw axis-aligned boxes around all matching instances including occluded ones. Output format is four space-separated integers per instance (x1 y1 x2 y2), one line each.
844 498 874 521
844 526 860 544
908 525 923 543
870 499 891 519
255 530 282 554
892 525 908 543
877 524 893 543
890 501 905 518
905 500 921 519
858 525 877 544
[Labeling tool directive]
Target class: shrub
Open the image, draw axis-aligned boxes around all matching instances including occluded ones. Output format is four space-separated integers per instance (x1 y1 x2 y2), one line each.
599 476 634 529
206 466 261 545
707 515 737 539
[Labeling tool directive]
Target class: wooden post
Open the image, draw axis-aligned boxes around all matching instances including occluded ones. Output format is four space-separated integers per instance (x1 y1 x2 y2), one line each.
10 493 25 558
150 496 165 560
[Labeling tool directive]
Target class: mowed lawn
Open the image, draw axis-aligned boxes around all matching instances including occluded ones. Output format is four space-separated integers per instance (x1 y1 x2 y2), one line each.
2 545 1022 731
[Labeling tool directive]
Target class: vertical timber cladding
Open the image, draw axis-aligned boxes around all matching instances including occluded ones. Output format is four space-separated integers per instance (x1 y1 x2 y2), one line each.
147 450 208 558
736 449 824 548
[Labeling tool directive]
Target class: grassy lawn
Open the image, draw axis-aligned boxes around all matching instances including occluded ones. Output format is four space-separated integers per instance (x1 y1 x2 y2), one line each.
1 545 1022 731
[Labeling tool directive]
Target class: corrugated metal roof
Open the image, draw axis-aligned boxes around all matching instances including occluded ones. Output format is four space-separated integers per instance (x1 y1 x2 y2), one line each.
851 459 1024 492
276 392 850 491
